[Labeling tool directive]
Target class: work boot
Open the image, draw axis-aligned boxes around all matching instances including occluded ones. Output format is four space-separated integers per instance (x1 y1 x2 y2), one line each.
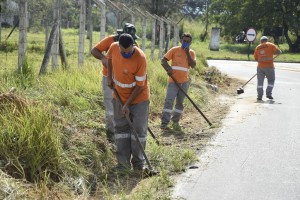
257 97 262 100
266 95 273 100
110 164 131 176
160 123 168 129
172 122 181 131
132 167 159 178
106 129 115 143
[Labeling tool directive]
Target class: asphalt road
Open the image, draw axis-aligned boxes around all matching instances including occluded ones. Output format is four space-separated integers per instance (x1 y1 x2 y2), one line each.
172 60 300 200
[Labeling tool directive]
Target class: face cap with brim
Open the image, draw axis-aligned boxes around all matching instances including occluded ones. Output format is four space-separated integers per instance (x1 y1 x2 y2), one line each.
260 36 268 41
123 23 139 39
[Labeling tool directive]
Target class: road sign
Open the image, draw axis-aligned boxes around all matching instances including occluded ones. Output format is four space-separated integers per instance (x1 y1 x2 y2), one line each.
246 28 257 42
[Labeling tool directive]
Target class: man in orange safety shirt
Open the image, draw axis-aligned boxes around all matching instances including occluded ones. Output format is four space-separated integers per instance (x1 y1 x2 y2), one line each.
254 36 281 100
91 23 139 143
160 33 196 130
106 33 150 171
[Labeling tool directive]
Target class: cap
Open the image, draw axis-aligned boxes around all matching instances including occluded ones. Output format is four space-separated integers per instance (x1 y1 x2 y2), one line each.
123 23 139 39
260 36 268 41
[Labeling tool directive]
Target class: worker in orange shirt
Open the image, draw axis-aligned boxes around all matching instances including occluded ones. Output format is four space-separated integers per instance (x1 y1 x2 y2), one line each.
161 33 196 129
91 23 139 143
254 36 281 100
106 33 150 171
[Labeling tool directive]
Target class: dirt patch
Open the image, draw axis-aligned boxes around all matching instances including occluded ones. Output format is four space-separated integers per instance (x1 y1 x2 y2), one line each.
91 75 245 199
0 88 28 114
150 76 243 154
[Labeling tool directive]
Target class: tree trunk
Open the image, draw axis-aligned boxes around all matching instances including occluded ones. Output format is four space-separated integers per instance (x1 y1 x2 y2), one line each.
283 22 300 52
18 0 27 74
201 5 209 42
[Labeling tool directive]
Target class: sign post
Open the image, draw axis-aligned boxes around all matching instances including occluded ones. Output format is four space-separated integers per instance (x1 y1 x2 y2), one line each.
246 28 257 60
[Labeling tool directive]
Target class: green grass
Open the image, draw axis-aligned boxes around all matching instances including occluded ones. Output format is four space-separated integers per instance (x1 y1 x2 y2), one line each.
0 25 299 199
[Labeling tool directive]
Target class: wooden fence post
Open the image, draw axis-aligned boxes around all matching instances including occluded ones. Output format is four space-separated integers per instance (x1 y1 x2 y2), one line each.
78 0 86 66
87 0 93 53
59 28 68 69
158 17 164 59
18 0 27 74
51 0 60 70
39 22 59 75
145 11 156 61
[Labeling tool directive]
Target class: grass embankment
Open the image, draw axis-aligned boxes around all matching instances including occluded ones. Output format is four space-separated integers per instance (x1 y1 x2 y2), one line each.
0 27 216 199
0 26 298 199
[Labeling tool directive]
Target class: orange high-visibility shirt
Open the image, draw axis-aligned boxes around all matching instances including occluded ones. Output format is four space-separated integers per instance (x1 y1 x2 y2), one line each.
254 42 280 68
106 42 150 105
93 35 116 76
94 36 140 76
164 46 196 83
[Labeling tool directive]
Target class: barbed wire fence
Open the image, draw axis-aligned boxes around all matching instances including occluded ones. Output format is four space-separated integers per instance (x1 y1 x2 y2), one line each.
0 0 181 74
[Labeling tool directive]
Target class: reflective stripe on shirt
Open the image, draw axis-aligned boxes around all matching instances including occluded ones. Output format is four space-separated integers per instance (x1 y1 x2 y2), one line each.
259 57 273 62
172 66 189 72
135 74 147 81
113 78 136 88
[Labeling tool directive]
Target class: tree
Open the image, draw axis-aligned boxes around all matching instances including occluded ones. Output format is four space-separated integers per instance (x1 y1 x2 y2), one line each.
181 0 211 19
210 0 300 52
280 0 300 52
27 0 52 30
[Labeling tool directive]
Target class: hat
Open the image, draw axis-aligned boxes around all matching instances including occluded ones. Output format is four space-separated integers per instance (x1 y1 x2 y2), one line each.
260 36 268 41
123 23 139 39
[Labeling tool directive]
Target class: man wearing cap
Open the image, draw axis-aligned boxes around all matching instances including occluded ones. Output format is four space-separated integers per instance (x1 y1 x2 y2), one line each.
160 33 196 130
254 36 282 100
106 33 150 171
91 23 139 143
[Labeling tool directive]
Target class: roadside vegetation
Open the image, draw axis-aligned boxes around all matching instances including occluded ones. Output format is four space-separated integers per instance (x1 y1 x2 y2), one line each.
0 19 299 199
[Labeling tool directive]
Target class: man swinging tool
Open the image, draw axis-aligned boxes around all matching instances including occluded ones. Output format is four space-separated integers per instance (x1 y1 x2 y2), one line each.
91 23 139 143
236 73 257 94
160 33 196 130
254 36 282 100
106 33 156 175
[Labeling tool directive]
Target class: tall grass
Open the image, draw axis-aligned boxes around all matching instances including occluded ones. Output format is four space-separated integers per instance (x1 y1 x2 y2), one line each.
0 105 63 182
0 24 298 199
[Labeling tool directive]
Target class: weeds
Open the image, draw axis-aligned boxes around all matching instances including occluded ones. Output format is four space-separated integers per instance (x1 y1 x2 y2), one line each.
1 26 297 199
0 105 64 182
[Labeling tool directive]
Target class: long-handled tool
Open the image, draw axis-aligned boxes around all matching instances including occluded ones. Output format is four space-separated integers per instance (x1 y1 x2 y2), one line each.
237 54 280 95
163 66 212 126
237 73 257 94
112 88 156 172
147 126 159 145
